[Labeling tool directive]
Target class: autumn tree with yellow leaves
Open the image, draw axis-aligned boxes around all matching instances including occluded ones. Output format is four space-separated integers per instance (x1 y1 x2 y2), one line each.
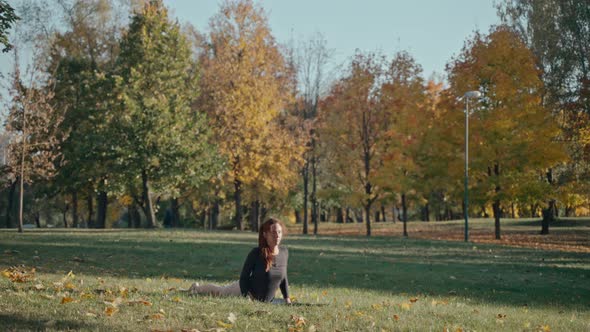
447 26 567 239
198 0 301 230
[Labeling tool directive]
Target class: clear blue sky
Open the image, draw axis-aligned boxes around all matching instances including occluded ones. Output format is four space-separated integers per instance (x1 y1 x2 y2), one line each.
0 0 500 91
165 0 500 79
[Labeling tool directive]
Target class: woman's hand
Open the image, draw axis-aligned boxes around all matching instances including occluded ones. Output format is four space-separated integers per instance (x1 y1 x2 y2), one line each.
285 297 292 305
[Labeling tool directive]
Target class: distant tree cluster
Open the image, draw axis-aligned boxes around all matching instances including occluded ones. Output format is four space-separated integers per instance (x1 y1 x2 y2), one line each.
1 0 586 238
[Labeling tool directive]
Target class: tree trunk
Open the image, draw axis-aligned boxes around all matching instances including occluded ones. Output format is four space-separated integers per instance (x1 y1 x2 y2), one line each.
295 210 301 224
250 200 259 232
18 165 24 233
5 179 16 228
375 210 380 222
511 202 516 219
234 178 243 230
72 191 78 228
260 203 268 223
311 153 318 235
365 203 372 237
302 162 309 234
96 191 107 229
63 203 69 228
171 197 179 227
141 169 157 228
336 207 344 223
402 193 408 237
423 203 430 221
87 189 94 228
493 199 501 240
212 200 219 229
541 200 556 235
345 207 351 223
34 212 40 228
381 204 386 222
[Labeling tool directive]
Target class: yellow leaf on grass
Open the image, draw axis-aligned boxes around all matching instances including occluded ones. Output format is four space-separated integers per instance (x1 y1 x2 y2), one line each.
290 314 306 327
61 296 75 304
104 307 118 317
145 313 165 320
127 300 152 306
538 325 551 332
401 303 411 311
64 282 76 290
345 300 352 309
216 320 232 328
371 304 382 311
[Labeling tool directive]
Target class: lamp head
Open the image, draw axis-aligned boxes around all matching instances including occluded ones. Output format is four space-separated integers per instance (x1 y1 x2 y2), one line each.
463 91 481 99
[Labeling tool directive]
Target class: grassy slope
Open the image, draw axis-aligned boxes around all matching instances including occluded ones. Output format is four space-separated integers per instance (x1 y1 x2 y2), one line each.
0 229 588 331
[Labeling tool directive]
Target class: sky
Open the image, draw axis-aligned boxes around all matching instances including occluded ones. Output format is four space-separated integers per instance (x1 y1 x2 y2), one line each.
0 0 500 93
163 0 501 79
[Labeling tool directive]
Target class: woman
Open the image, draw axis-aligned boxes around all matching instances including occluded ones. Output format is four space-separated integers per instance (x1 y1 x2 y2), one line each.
188 218 291 304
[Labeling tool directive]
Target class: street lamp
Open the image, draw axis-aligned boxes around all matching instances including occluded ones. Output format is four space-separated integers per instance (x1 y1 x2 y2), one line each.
461 90 481 242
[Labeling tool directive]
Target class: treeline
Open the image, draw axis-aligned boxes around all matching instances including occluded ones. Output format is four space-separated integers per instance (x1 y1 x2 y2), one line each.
1 0 588 238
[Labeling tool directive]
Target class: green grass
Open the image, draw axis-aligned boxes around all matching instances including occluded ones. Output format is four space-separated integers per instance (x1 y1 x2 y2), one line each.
0 229 589 331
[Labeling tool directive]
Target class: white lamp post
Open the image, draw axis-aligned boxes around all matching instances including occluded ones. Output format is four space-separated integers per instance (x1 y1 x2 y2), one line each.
462 90 481 242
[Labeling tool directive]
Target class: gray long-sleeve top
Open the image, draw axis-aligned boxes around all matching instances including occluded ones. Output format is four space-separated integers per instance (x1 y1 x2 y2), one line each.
239 246 289 302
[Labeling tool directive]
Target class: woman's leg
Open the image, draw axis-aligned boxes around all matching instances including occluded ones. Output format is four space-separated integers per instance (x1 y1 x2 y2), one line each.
188 281 240 297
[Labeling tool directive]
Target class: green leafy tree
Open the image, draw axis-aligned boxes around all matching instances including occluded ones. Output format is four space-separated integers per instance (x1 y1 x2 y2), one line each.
115 0 219 227
0 0 19 52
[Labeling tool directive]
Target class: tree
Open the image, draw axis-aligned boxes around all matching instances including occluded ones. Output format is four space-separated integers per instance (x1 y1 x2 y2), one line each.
319 52 393 236
292 33 332 235
115 0 219 228
46 0 126 228
199 0 295 230
5 50 65 232
447 26 566 239
0 0 19 52
499 0 590 231
378 51 428 237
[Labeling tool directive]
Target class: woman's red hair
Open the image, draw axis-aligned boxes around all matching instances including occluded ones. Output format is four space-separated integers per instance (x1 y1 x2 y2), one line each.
258 218 286 272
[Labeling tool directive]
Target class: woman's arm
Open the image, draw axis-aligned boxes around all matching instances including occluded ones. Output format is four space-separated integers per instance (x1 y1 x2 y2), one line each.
280 248 290 303
239 249 257 297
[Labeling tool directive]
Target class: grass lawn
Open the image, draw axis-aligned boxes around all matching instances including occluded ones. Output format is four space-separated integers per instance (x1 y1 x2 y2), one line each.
0 227 589 331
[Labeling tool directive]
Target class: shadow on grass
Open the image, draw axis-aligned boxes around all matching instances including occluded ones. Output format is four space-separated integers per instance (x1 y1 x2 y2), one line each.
0 313 95 331
508 218 590 228
0 230 589 310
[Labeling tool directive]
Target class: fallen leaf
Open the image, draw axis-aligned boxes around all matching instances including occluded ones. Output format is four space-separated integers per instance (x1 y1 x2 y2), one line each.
145 313 165 320
496 314 506 319
401 303 411 310
227 312 237 324
290 314 306 327
371 303 383 311
180 329 201 332
538 325 551 332
216 320 232 329
127 299 152 306
60 296 76 304
85 312 98 318
393 314 400 321
409 298 418 303
33 283 45 290
104 307 118 317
